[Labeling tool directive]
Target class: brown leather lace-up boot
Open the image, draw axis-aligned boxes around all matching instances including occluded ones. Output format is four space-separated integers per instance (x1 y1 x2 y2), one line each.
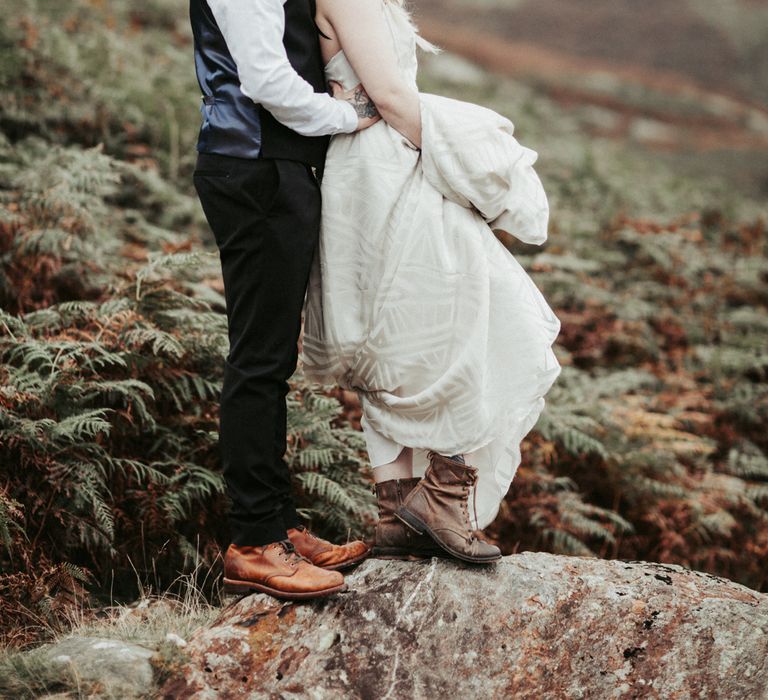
223 539 347 600
286 525 370 570
372 478 444 560
395 452 502 564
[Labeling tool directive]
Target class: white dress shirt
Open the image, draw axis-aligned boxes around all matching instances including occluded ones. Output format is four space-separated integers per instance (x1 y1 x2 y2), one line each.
207 0 358 137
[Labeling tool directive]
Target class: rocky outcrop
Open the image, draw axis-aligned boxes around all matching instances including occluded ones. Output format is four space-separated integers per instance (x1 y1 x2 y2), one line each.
39 635 156 699
159 553 768 699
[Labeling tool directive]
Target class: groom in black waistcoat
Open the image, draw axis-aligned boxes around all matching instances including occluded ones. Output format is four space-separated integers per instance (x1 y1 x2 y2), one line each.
189 0 376 600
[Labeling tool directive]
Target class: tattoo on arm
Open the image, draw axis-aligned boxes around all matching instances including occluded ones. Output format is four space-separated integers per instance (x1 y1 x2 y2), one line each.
350 86 379 119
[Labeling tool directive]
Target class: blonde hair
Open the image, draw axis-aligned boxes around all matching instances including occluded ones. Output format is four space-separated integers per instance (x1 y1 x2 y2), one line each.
383 0 441 53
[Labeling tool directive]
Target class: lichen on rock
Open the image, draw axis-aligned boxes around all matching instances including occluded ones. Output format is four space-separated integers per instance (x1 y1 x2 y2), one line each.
158 553 768 699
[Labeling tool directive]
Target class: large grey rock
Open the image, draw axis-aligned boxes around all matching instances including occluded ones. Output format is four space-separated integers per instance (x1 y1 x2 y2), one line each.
41 635 155 699
159 553 768 699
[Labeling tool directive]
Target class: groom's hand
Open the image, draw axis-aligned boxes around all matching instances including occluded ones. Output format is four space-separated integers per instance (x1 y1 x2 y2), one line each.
330 81 381 131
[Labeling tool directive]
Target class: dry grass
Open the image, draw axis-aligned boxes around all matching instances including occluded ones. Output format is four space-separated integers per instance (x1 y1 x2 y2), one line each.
0 551 224 699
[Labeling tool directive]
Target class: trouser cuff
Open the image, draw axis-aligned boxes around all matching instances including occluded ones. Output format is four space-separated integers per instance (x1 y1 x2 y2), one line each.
281 500 302 531
228 516 288 547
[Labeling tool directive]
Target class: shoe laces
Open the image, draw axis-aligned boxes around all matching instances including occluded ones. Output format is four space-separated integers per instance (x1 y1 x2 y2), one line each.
294 524 323 543
274 539 309 567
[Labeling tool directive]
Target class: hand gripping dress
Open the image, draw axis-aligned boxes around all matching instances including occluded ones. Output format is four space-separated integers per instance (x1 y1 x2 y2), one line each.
301 3 562 530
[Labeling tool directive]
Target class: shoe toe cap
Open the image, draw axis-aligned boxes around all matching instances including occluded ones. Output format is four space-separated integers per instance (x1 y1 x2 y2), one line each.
315 540 369 567
311 567 345 589
346 540 371 557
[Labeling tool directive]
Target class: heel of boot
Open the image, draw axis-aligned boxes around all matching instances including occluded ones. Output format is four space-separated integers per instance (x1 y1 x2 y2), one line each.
395 506 426 535
222 577 259 595
371 545 415 560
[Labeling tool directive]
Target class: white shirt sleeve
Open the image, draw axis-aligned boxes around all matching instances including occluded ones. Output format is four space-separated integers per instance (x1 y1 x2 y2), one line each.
207 0 358 137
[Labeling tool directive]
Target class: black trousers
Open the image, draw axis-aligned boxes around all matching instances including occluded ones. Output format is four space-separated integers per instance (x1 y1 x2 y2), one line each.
193 152 322 546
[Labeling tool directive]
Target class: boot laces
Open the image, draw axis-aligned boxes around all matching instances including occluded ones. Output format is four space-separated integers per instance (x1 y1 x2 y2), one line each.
464 476 479 545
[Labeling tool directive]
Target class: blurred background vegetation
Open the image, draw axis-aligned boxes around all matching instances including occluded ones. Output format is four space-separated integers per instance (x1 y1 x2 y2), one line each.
1 0 767 652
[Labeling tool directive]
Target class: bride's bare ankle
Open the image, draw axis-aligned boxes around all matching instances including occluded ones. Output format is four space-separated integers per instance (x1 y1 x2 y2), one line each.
372 447 414 483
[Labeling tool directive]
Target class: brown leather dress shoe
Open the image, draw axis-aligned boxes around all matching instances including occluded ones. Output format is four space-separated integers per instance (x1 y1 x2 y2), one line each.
286 525 370 571
395 452 502 564
372 477 444 559
223 540 346 600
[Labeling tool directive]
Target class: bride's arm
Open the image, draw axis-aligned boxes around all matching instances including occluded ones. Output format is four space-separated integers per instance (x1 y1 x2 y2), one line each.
319 0 422 148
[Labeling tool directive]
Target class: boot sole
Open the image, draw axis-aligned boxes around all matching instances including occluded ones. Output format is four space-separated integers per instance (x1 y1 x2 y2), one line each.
371 545 445 560
395 507 502 565
222 577 347 600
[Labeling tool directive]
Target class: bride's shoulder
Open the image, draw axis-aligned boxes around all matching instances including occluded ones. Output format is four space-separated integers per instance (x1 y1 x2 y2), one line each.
382 1 440 53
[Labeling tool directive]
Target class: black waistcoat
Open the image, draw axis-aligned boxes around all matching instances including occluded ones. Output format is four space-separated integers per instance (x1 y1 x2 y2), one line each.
189 0 330 167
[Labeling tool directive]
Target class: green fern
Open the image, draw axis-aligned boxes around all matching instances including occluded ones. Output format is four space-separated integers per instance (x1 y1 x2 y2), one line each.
0 491 26 551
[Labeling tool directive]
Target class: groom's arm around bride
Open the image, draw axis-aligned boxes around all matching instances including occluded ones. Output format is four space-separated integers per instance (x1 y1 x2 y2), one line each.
189 0 375 601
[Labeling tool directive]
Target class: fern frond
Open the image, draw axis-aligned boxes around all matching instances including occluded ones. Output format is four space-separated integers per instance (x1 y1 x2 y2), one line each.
47 410 112 444
296 472 358 514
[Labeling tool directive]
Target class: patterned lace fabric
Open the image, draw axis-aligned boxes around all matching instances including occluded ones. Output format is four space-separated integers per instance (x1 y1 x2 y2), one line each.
301 2 562 529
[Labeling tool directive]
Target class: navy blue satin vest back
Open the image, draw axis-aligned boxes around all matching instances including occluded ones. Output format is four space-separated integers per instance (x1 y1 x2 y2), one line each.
190 0 330 167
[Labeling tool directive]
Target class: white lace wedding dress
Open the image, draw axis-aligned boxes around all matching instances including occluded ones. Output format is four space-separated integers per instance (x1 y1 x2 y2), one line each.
301 3 562 530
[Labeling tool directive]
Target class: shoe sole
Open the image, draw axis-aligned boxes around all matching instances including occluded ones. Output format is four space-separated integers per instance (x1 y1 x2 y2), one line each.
222 577 347 600
395 507 502 565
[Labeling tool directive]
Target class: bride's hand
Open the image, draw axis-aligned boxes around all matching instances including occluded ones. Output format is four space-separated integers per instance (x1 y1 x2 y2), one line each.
330 81 381 131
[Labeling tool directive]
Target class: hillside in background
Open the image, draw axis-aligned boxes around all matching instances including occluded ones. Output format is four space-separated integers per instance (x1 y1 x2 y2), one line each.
414 0 768 199
1 0 767 657
417 0 768 101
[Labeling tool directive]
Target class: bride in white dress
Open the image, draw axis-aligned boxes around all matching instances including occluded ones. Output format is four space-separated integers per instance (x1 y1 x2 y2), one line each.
302 0 562 563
